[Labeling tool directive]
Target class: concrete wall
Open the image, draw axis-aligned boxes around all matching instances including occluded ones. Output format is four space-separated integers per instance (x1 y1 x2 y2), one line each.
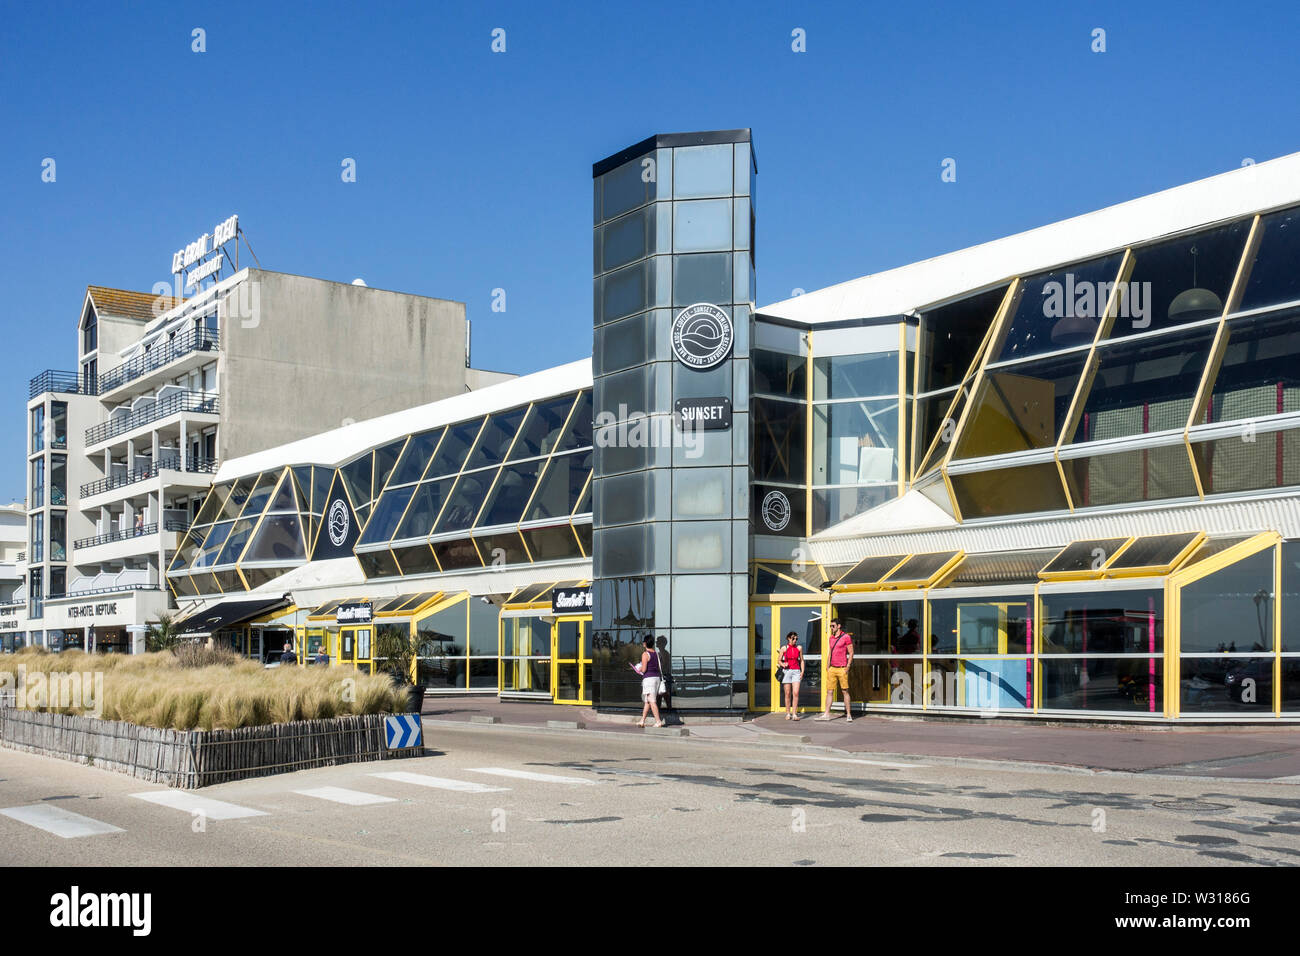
219 270 470 461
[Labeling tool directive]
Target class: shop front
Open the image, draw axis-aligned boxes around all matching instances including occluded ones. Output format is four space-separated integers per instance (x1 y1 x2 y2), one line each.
38 590 169 655
499 582 594 705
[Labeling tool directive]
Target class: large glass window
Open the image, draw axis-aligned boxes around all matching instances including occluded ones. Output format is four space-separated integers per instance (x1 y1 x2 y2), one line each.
928 595 1033 711
1070 325 1217 443
477 461 543 528
813 352 897 401
49 513 66 562
953 351 1087 458
393 477 456 540
416 600 469 689
502 616 551 694
812 399 899 485
949 461 1069 518
1062 442 1201 508
466 407 527 471
525 450 591 521
242 515 305 563
836 600 925 704
1199 309 1300 426
1180 547 1275 715
917 284 1008 393
752 397 806 484
751 349 806 399
29 514 43 563
1040 588 1160 714
1240 206 1300 313
31 458 44 509
1109 219 1249 339
510 396 578 461
50 402 67 449
997 253 1125 360
31 406 44 453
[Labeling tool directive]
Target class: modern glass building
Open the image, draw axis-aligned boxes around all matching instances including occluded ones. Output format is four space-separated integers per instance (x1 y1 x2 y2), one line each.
160 131 1300 722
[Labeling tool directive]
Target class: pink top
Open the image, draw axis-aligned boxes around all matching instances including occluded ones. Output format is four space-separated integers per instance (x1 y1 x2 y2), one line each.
828 633 853 667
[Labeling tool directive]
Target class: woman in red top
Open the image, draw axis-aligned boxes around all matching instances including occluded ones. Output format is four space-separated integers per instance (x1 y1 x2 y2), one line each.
778 631 806 720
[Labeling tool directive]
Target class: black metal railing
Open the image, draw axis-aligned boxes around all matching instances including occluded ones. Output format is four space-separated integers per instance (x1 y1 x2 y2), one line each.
98 327 220 394
79 454 219 498
85 391 219 447
59 583 163 599
73 519 191 551
29 370 95 399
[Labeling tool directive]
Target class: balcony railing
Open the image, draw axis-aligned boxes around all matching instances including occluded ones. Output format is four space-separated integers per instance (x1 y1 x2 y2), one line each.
85 391 219 447
60 583 164 599
29 370 95 400
98 327 220 394
73 519 188 551
79 455 219 498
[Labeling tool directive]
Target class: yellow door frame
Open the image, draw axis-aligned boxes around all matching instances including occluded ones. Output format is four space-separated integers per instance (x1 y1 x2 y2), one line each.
552 615 591 705
753 600 829 713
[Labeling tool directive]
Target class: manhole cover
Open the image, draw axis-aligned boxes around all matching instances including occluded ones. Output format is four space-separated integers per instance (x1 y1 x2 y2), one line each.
1152 799 1232 813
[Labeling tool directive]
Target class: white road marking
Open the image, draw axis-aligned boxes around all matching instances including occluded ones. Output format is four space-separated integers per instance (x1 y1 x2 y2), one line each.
130 791 268 819
369 771 509 793
789 755 928 770
466 767 598 786
0 804 124 838
294 786 398 806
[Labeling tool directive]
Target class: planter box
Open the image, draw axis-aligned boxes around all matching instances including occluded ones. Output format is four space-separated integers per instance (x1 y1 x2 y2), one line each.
0 706 422 788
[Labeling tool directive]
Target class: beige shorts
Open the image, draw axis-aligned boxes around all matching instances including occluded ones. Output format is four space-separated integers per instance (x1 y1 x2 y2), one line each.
826 666 850 691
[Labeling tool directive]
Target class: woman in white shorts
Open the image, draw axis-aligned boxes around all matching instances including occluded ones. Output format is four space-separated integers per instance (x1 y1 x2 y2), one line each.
631 635 666 728
779 631 805 719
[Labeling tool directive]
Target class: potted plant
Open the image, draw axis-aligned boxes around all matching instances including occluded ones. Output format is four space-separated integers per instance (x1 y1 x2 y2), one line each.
374 627 424 714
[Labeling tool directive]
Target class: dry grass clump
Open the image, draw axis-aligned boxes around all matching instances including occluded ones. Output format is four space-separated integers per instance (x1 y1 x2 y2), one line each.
0 648 408 731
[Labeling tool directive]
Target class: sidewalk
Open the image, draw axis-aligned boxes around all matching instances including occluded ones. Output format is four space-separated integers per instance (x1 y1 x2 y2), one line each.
419 697 1300 780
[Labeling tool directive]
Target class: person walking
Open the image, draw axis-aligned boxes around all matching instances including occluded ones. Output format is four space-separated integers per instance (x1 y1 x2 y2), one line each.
815 619 855 722
631 635 666 728
779 630 805 719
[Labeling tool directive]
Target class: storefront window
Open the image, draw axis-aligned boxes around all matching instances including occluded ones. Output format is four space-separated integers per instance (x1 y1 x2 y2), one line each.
929 595 1034 711
416 599 468 689
501 616 551 693
1041 588 1163 713
837 599 924 704
1180 547 1275 714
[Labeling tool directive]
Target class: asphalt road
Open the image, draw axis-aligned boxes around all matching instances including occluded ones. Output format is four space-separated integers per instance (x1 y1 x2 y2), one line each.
2 724 1300 866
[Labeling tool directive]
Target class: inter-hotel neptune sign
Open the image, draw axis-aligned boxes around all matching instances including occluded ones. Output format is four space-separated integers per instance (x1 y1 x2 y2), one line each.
171 214 238 291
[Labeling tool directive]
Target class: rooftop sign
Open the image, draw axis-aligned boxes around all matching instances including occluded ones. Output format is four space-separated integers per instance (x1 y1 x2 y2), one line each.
171 214 238 291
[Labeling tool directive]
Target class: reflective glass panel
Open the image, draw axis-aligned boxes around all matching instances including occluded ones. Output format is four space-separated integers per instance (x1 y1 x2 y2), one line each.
357 548 401 579
1181 655 1273 713
1040 589 1164 653
950 461 1069 518
674 199 732 252
1106 532 1200 571
393 478 455 541
1180 547 1275 654
357 485 415 546
1192 426 1300 496
917 284 1007 393
242 514 305 563
389 430 442 486
194 521 234 567
1200 309 1300 425
393 544 439 576
673 144 732 199
522 524 583 562
434 470 496 533
835 554 907 588
373 439 406 495
475 532 529 566
219 476 258 520
426 418 484 478
1109 219 1250 339
556 390 593 451
267 471 297 512
1062 444 1201 508
509 396 578 460
215 518 257 566
1041 538 1132 576
524 450 592 521
674 253 731 307
998 253 1125 360
432 539 482 570
466 406 527 470
880 551 959 585
477 460 543 527
752 397 806 484
1041 657 1163 712
812 399 899 485
812 485 895 533
1070 325 1217 443
195 485 228 525
752 349 806 399
1240 206 1300 312
813 352 898 400
953 350 1087 458
340 454 373 508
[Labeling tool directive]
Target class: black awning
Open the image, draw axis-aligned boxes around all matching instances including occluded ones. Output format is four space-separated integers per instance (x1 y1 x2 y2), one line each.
176 597 291 636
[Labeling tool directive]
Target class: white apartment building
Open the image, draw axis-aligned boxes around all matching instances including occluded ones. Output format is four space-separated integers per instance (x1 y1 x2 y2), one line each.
10 251 509 653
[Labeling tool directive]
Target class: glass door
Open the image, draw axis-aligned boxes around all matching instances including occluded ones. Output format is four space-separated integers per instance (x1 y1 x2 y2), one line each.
753 603 826 713
552 617 592 705
338 628 356 668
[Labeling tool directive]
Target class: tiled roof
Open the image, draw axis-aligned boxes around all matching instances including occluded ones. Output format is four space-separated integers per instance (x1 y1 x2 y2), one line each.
86 286 182 322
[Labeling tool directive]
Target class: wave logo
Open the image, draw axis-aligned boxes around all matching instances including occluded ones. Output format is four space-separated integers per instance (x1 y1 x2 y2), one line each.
671 303 734 370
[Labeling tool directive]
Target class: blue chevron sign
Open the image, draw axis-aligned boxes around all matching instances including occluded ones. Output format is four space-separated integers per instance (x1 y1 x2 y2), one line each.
384 714 423 749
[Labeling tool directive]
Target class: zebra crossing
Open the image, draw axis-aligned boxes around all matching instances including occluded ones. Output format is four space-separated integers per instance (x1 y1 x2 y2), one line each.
0 765 603 839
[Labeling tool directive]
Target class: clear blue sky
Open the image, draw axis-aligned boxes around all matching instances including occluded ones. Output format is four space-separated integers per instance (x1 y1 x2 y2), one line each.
2 0 1298 499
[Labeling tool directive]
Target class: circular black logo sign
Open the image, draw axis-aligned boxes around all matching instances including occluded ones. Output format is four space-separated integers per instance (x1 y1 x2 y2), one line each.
327 498 350 547
671 303 734 370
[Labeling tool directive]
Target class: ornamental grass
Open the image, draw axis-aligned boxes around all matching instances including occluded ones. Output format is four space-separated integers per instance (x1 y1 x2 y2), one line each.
0 648 408 731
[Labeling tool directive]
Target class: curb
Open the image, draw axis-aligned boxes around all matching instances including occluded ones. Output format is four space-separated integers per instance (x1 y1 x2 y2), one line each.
419 717 1300 785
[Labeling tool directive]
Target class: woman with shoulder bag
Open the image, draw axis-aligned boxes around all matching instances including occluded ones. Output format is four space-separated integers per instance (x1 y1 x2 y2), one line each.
631 635 666 728
779 631 805 719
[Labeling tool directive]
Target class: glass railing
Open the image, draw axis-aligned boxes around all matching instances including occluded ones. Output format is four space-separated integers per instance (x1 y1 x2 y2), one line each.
85 392 219 447
98 327 220 394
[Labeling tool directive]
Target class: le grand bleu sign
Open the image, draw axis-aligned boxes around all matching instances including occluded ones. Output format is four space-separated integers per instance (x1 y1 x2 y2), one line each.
171 214 238 291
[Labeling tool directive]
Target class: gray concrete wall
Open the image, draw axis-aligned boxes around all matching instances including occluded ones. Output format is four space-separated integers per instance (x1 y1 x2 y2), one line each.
219 270 470 461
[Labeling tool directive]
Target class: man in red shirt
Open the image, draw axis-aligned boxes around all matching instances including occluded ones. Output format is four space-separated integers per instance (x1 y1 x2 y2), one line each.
815 619 855 722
